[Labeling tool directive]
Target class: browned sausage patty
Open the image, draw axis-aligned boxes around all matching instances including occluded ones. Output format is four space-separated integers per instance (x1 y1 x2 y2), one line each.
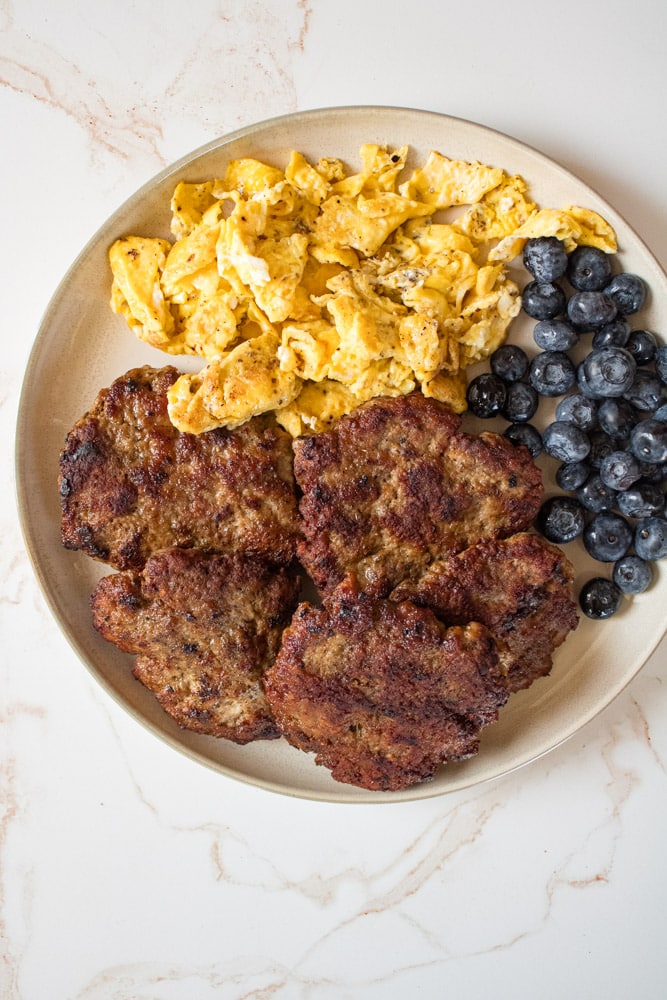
59 366 299 570
91 547 300 743
391 532 579 693
264 577 509 791
293 393 544 596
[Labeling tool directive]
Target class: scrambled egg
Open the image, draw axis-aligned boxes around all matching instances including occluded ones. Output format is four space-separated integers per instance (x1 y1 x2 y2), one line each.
109 145 617 434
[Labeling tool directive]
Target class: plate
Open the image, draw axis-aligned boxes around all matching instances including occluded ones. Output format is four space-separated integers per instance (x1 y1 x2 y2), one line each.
16 106 667 803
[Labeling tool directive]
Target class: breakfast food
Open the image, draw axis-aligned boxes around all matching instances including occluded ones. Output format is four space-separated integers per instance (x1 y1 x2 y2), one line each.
60 370 576 789
293 392 544 596
470 237 665 620
91 547 300 742
390 532 578 692
58 137 631 792
59 365 299 570
108 144 616 435
264 577 509 791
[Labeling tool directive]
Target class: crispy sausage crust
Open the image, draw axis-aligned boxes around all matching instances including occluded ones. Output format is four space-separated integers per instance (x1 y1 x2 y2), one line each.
293 393 544 596
391 532 579 692
59 366 299 570
91 547 300 743
265 578 509 791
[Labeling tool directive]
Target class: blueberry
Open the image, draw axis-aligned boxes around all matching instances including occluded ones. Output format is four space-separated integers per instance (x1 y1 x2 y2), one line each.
576 473 618 513
503 422 543 458
597 398 638 443
533 318 579 352
490 344 530 382
542 421 591 463
567 291 617 330
598 450 641 491
556 460 591 491
625 329 657 366
637 461 667 485
529 351 576 396
581 347 637 398
523 237 568 282
604 273 647 315
466 372 507 418
536 496 586 543
580 577 623 619
629 418 667 463
592 317 631 349
653 403 667 422
634 517 667 560
556 393 598 431
576 362 600 399
655 345 667 384
617 481 666 518
502 381 539 422
567 245 614 291
623 370 665 412
612 555 653 595
583 512 632 562
587 430 616 469
522 280 567 320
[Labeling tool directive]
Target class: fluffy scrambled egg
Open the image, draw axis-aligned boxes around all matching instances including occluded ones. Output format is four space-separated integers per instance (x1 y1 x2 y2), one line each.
109 145 617 434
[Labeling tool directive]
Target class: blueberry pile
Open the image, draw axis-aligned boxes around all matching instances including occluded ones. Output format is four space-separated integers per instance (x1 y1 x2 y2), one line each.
466 236 667 620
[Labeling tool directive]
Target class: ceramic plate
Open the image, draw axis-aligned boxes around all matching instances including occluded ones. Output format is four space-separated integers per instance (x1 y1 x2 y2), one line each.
16 107 667 802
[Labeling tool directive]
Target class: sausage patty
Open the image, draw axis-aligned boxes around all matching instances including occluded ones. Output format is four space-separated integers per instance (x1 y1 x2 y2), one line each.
264 577 509 791
293 393 544 596
59 366 299 570
390 532 579 692
91 547 300 743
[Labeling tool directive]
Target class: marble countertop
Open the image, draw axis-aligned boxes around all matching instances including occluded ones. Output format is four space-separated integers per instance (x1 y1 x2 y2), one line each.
3 2 666 997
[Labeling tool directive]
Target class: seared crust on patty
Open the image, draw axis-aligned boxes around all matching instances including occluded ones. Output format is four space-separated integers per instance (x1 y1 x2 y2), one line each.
59 366 299 570
391 532 579 692
264 577 509 791
91 547 300 743
293 393 544 596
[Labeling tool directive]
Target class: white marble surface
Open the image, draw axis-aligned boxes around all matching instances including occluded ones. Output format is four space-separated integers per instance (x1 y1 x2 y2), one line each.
3 1 667 997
